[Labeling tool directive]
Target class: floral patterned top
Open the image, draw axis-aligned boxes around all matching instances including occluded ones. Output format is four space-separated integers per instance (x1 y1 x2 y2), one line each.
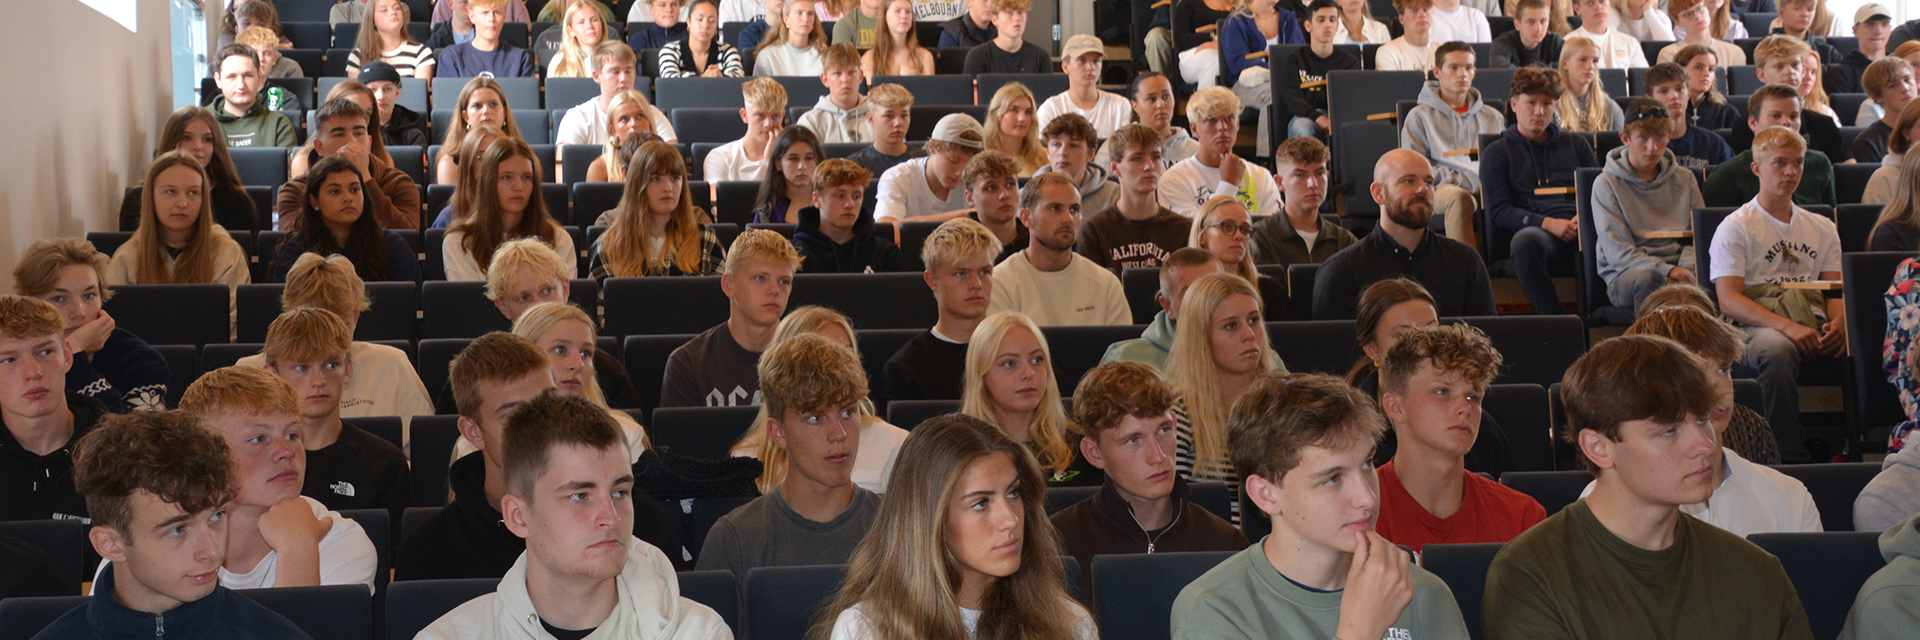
1884 258 1920 452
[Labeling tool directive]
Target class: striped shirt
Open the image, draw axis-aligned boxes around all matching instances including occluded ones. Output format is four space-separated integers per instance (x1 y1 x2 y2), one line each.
347 42 436 75
658 38 745 78
1173 398 1242 525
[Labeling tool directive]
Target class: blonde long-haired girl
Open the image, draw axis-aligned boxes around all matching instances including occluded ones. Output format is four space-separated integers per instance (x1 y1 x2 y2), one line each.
1557 37 1624 132
1165 272 1280 524
730 306 909 494
984 83 1046 176
586 90 660 184
591 141 725 276
960 312 1086 483
509 302 648 459
106 151 251 286
548 0 612 78
1189 196 1261 297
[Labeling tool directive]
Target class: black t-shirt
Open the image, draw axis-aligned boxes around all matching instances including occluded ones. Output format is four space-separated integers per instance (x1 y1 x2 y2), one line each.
877 330 970 406
660 322 763 408
0 394 108 522
541 620 595 640
1853 120 1894 164
302 422 410 512
962 41 1051 74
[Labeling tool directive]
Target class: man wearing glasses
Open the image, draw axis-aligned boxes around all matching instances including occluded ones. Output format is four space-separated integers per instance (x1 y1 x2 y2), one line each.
991 172 1132 326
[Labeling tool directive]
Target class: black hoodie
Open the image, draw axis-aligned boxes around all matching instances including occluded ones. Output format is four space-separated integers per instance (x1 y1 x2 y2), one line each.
791 205 905 273
383 105 430 148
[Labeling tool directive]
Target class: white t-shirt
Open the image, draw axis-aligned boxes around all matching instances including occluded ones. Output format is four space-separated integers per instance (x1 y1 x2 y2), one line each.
1566 26 1650 69
1607 6 1675 42
1157 155 1280 219
442 229 579 281
1707 198 1843 285
1333 18 1394 45
554 98 678 146
704 138 770 183
753 43 826 77
829 600 1095 640
1578 448 1822 536
1374 37 1441 71
988 251 1133 327
718 0 766 24
1428 5 1491 43
875 157 969 222
237 341 433 449
91 497 378 593
1036 90 1135 140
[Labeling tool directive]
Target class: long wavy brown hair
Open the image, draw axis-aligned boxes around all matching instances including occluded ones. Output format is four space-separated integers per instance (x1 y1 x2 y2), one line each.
437 77 526 164
601 141 706 276
288 156 390 281
130 152 222 284
451 138 561 273
158 107 244 191
868 0 928 75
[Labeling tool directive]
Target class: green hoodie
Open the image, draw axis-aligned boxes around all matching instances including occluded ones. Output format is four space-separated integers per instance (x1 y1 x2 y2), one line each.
211 95 297 148
1840 512 1920 639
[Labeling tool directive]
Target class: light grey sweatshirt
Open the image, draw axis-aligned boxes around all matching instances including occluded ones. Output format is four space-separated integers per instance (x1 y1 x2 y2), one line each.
1036 161 1120 215
1856 445 1920 533
1838 511 1920 639
1592 145 1704 285
795 94 874 144
1400 80 1504 192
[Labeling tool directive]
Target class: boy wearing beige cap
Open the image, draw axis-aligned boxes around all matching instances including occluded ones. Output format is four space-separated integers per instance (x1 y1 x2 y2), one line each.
1830 4 1896 99
1037 35 1133 139
875 113 986 223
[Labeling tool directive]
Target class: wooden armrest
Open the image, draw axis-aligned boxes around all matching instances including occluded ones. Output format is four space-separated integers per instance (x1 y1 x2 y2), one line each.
1196 24 1218 34
1443 148 1478 157
1152 0 1170 8
1299 79 1327 88
1534 187 1574 196
1367 112 1397 121
1645 230 1693 239
1246 51 1268 59
1781 281 1844 291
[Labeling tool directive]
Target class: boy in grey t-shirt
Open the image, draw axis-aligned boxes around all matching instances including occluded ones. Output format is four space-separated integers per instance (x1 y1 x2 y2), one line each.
1170 373 1469 640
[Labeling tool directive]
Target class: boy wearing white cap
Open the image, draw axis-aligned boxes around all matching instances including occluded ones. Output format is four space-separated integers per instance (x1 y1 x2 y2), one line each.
1036 35 1133 139
875 113 986 223
1829 4 1895 97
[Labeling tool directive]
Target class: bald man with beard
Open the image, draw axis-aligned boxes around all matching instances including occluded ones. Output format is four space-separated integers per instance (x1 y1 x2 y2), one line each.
1311 149 1496 320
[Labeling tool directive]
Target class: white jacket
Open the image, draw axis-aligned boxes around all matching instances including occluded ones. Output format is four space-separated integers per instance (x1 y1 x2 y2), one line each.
418 538 733 640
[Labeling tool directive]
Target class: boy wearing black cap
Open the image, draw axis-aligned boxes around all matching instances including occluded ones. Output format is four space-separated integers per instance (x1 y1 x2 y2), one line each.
1593 98 1706 312
358 62 429 147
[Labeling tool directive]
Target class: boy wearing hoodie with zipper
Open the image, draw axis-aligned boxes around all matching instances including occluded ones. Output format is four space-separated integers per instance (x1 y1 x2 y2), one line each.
1402 41 1504 249
792 159 903 273
1594 98 1706 312
1036 113 1119 214
1481 66 1600 315
418 392 729 640
796 45 873 144
1052 361 1249 587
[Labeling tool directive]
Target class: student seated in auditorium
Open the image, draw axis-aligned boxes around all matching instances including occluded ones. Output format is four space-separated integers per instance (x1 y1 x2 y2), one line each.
696 333 883 578
506 302 649 458
661 230 800 408
1638 285 1783 463
938 0 996 48
1426 0 1488 43
1170 372 1470 639
961 0 1050 74
592 142 726 276
986 173 1129 326
445 139 578 282
1703 85 1840 206
728 307 910 493
878 218 1001 404
0 296 110 522
1093 73 1200 171
437 0 537 77
1250 137 1356 268
875 114 985 223
119 107 258 233
1158 88 1280 221
1491 0 1564 68
1556 37 1627 132
1315 149 1494 319
984 83 1048 176
1219 0 1310 148
1658 0 1746 65
1830 4 1893 100
705 78 788 183
287 81 391 198
958 311 1101 486
1608 0 1673 42
628 0 689 50
1035 114 1119 214
107 153 252 286
1278 1 1361 141
847 83 925 178
1593 98 1707 313
960 151 1027 261
797 44 875 144
832 0 882 47
417 392 727 640
1565 0 1649 68
238 254 434 421
1100 248 1221 370
399 332 675 580
434 77 530 186
1482 65 1600 315
583 92 661 184
1051 361 1248 584
751 126 824 224
1482 336 1815 640
440 129 506 224
1676 44 1745 130
1190 195 1270 304
1862 260 1920 529
1404 41 1504 249
1706 126 1844 464
209 45 296 148
346 0 436 80
273 100 422 234
1855 57 1917 163
38 411 312 640
1373 324 1545 553
1770 0 1843 61
175 366 379 591
235 26 300 78
661 0 747 77
753 0 830 76
1345 279 1513 474
356 63 430 148
256 308 409 512
1840 512 1920 636
1038 35 1134 139
557 42 677 147
1167 273 1286 525
1075 123 1190 271
1376 0 1441 71
812 413 1097 640
13 241 169 414
1722 36 1853 162
1643 63 1734 171
487 239 640 411
422 0 516 47
794 159 905 273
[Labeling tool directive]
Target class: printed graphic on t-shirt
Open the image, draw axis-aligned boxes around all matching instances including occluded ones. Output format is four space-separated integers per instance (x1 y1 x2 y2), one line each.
1760 239 1819 281
911 0 965 21
1108 243 1171 270
707 386 764 407
330 481 357 498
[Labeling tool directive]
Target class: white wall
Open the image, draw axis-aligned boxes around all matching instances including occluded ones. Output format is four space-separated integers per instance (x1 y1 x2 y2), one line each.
0 0 174 294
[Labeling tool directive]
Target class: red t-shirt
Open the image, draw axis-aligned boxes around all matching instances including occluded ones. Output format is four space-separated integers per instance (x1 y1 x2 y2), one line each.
1374 460 1548 553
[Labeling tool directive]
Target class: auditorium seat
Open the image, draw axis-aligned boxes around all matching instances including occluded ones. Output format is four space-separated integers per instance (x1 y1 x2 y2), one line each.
714 181 761 225
0 519 87 594
975 74 1069 105
650 406 760 459
886 399 961 431
1574 166 1635 325
743 564 847 640
895 220 941 271
1120 268 1163 325
1484 383 1553 474
1421 543 1504 640
1041 325 1148 391
0 595 86 640
408 415 465 507
103 283 231 345
1045 485 1098 514
1090 551 1237 640
677 570 740 630
1265 319 1358 376
871 74 974 105
335 508 392 593
384 578 499 640
400 506 438 543
789 273 940 329
1286 263 1317 321
1836 203 1881 253
236 584 372 640
604 277 730 335
419 279 598 339
1747 531 1886 640
652 77 753 114
235 281 419 343
672 107 751 144
544 76 601 111
1835 162 1878 205
1456 315 1588 387
319 76 427 112
906 105 990 140
1498 470 1593 516
1769 462 1880 532
1844 251 1916 441
231 147 292 187
559 143 600 186
854 328 921 406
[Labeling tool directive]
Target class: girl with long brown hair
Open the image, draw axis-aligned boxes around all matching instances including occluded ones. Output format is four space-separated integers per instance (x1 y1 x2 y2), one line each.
434 77 526 184
106 151 251 286
443 139 574 281
590 141 725 277
119 107 257 233
861 0 935 76
347 0 436 79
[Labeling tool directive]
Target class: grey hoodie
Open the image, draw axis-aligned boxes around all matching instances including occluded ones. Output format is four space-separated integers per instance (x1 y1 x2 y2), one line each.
1838 510 1920 639
1037 162 1120 214
1592 145 1704 285
1856 445 1920 533
795 95 873 143
1400 81 1504 191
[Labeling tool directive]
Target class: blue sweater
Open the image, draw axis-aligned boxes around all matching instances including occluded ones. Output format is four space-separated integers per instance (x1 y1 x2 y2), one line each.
629 23 689 51
436 42 536 78
32 568 312 640
1480 123 1598 231
68 329 170 413
1220 11 1304 86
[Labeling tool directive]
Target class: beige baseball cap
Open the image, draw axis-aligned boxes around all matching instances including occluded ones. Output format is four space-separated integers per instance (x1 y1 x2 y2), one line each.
930 113 985 150
1855 3 1894 25
1062 34 1106 61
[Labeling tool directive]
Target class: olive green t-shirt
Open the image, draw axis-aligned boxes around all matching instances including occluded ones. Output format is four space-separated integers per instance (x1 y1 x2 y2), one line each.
1484 499 1815 640
1170 539 1470 640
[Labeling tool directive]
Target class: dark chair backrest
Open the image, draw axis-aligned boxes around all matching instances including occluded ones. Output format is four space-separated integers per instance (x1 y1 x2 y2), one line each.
1287 263 1318 322
1748 531 1887 640
604 277 729 336
788 273 940 329
743 564 848 640
1120 267 1162 325
649 406 761 459
104 284 232 346
384 578 500 640
886 399 962 430
1046 485 1099 515
0 595 88 640
1484 383 1553 474
231 147 292 187
1454 315 1588 387
1090 551 1238 640
235 281 419 343
400 506 438 542
156 344 200 407
653 77 755 113
975 73 1070 106
854 328 921 409
1498 470 1593 515
236 584 372 640
1768 462 1881 532
623 333 699 416
872 74 974 105
409 415 465 507
1845 251 1918 436
677 570 740 630
1039 325 1147 393
335 508 391 593
1266 319 1358 376
672 107 753 144
545 77 602 111
1836 203 1881 253
0 519 87 593
1835 162 1879 205
1421 543 1505 640
906 105 990 140
345 416 405 453
1574 166 1637 325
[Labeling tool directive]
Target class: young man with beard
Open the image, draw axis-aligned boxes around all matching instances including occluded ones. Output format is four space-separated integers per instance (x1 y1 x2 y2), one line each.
1314 148 1494 319
987 172 1130 327
418 392 728 640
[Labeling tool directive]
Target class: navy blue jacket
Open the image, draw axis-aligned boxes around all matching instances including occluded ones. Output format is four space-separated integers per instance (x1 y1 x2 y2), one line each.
1480 123 1598 232
32 568 311 640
